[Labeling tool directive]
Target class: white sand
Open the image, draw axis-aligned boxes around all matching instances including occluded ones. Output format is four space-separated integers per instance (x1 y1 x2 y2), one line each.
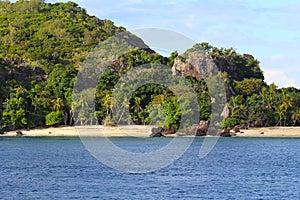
1 125 153 137
235 127 300 138
2 126 300 138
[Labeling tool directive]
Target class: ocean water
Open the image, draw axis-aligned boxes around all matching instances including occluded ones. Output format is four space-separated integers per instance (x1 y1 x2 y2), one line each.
0 137 300 199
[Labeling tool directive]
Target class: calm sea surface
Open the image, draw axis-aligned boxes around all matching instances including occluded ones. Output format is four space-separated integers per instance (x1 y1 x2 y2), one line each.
0 137 300 199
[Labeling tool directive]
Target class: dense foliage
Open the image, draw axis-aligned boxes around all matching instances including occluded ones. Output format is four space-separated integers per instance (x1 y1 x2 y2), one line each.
1 0 300 132
0 0 125 129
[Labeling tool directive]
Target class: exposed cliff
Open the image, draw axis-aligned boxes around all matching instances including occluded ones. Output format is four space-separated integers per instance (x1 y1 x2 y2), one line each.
172 44 264 100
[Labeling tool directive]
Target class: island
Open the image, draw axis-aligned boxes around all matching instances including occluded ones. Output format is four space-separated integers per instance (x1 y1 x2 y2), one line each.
1 0 300 138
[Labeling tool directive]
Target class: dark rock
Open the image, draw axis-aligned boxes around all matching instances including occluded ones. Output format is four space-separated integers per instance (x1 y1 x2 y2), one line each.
242 54 254 60
0 130 5 135
150 127 164 137
199 121 209 133
232 125 240 133
162 126 176 135
231 133 237 137
186 123 207 136
16 131 23 136
219 128 232 137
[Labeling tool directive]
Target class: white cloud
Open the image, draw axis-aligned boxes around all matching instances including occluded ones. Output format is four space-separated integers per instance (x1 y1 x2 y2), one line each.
264 70 296 88
269 54 285 62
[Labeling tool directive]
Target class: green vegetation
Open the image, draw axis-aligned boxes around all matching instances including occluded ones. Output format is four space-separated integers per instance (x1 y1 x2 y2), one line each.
0 0 125 130
1 0 300 132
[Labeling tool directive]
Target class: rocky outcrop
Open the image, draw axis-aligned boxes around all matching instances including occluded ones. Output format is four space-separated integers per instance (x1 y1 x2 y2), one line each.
150 126 176 137
172 52 234 100
185 121 209 136
150 127 164 137
16 131 23 136
219 128 231 137
221 105 230 119
232 125 240 133
172 51 219 81
0 58 46 86
172 50 260 101
162 126 176 135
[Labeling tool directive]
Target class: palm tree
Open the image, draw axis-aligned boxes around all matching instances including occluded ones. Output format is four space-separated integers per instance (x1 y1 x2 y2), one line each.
291 108 300 126
260 87 273 110
130 97 144 124
103 93 112 117
275 105 285 126
132 97 143 113
51 97 64 111
281 92 293 126
281 92 293 110
117 97 130 124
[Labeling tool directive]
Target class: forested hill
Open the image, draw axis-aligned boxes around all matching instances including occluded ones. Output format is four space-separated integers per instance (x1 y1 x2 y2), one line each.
0 0 125 71
0 0 300 132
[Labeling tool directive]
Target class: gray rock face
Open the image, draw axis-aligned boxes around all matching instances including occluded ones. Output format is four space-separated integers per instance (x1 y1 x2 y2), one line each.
171 51 237 101
172 51 217 81
221 105 230 119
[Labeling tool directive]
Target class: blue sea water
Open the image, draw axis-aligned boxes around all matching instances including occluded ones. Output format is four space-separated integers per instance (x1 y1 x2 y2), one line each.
0 137 300 199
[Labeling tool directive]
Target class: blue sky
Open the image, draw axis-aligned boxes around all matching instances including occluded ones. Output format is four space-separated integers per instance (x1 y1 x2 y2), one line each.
49 0 300 88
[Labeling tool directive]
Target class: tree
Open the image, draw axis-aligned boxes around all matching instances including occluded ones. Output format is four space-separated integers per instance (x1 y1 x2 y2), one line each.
103 93 112 117
291 108 300 126
234 78 264 96
275 91 293 126
2 86 29 129
51 97 64 111
275 105 285 126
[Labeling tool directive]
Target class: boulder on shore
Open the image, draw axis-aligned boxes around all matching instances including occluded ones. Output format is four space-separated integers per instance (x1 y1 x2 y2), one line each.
185 121 209 136
219 128 231 137
162 126 176 135
186 125 206 136
16 131 23 136
232 125 240 133
150 126 177 137
150 127 164 137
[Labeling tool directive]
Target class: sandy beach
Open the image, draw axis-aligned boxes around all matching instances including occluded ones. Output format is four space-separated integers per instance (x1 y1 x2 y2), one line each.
1 125 153 137
2 126 300 138
235 127 300 138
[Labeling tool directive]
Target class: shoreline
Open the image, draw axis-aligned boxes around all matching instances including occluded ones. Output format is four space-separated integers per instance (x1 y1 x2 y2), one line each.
1 126 300 138
235 127 300 138
0 125 153 137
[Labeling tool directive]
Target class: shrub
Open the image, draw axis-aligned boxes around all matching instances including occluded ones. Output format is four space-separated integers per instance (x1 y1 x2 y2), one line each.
45 111 63 126
221 117 239 129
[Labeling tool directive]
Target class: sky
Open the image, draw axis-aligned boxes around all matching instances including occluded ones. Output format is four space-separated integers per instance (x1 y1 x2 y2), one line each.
49 0 300 88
